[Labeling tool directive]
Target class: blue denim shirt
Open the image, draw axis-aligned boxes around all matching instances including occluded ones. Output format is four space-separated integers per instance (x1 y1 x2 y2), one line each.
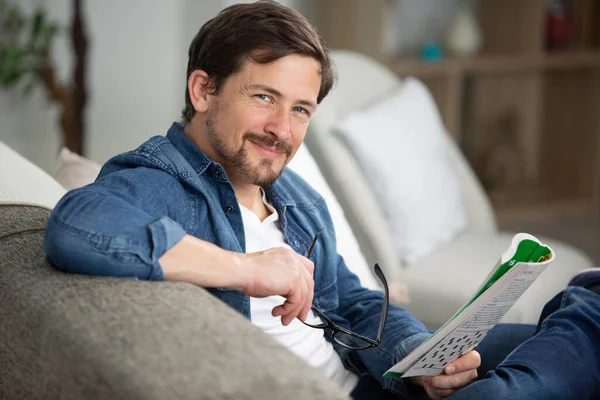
44 122 430 397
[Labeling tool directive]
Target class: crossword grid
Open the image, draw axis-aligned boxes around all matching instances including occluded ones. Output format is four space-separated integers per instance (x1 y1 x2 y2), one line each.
411 329 488 372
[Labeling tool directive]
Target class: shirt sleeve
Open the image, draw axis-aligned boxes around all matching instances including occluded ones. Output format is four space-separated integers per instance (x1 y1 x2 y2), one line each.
44 168 189 280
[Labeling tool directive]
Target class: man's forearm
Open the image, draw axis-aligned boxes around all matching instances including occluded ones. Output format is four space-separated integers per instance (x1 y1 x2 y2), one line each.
159 234 247 290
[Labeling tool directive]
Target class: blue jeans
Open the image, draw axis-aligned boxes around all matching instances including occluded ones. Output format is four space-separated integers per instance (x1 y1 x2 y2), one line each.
352 287 600 400
351 324 536 400
449 287 600 400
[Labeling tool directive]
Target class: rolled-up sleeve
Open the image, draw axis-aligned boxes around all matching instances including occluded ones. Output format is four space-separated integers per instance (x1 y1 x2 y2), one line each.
147 216 187 272
44 169 189 280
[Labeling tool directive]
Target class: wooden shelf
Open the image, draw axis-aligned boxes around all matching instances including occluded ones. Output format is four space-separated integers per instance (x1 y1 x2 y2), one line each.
316 0 600 214
388 51 600 77
495 199 599 222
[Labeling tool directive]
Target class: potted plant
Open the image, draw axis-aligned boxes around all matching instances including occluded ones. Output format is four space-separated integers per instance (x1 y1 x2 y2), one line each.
0 0 88 155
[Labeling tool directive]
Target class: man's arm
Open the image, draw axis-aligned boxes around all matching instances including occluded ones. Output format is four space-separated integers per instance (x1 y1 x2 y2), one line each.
44 167 189 280
158 234 315 325
333 255 432 369
333 251 480 398
44 168 315 324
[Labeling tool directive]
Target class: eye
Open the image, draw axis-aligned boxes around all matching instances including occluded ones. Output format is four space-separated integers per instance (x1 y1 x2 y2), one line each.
255 94 271 102
293 106 309 115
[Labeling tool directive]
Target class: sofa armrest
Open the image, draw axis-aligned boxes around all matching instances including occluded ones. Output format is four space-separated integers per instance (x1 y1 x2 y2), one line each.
0 207 347 400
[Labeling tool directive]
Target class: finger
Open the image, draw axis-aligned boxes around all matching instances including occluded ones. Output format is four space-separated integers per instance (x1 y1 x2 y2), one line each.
298 266 314 320
281 296 302 326
297 259 315 320
423 377 451 400
274 286 302 324
283 274 309 326
300 256 315 276
423 382 441 400
306 266 314 304
272 304 283 317
430 388 456 399
444 350 481 375
295 271 310 321
429 369 478 391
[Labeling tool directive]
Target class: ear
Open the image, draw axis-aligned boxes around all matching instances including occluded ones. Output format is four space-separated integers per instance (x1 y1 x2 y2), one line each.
188 70 211 113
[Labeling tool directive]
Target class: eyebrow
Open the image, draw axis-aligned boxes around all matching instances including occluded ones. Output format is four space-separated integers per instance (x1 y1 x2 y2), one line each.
247 84 317 109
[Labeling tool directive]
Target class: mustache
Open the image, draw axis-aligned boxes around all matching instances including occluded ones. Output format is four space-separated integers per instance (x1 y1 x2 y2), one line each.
244 133 292 154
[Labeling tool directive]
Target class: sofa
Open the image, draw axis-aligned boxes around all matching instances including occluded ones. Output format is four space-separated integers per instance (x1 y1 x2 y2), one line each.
1 51 594 397
0 205 353 400
306 50 595 328
0 142 352 399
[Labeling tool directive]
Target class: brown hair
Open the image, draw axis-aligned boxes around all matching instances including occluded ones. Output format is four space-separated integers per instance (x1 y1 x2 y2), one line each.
181 0 336 123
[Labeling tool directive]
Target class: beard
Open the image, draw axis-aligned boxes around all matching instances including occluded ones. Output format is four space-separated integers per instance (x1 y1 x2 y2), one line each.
205 105 292 188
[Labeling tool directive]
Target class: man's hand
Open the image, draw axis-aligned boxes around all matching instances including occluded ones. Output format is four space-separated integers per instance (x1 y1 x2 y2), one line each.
160 236 314 326
417 350 481 400
240 247 315 326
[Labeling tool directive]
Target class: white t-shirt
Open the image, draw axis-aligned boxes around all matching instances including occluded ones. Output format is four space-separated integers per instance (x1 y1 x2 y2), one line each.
239 193 359 395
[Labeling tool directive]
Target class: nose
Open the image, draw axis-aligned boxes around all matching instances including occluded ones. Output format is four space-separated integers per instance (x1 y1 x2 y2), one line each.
264 106 291 141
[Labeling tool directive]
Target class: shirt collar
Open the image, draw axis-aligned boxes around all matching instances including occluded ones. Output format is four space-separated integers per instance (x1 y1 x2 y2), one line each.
166 121 213 176
266 180 295 209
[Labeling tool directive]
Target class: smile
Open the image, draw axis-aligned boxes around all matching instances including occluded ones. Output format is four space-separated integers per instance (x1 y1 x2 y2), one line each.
248 139 287 157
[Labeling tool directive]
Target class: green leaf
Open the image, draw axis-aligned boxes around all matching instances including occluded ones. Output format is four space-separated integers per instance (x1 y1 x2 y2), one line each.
40 22 58 47
31 9 45 41
0 44 27 87
4 5 24 38
0 2 60 92
6 5 24 26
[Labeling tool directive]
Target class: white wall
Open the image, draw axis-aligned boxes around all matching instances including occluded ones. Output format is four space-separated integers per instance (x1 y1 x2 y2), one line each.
84 0 189 165
0 0 313 172
0 0 68 172
0 0 219 171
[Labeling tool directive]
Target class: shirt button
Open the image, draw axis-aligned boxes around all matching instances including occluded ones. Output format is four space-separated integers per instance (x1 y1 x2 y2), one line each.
225 205 234 213
294 240 300 248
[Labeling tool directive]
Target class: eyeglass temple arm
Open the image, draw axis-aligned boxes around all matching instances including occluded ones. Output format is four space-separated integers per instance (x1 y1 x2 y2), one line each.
306 230 389 346
374 263 390 341
304 227 325 258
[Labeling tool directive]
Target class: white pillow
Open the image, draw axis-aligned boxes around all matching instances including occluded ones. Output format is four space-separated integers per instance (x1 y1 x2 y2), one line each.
287 144 381 290
52 147 102 190
0 141 66 210
333 77 467 264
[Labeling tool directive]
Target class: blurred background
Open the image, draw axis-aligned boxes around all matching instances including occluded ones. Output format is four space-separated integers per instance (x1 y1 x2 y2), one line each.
1 0 599 264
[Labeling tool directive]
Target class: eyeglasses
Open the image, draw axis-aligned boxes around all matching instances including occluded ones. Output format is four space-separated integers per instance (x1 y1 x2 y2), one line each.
301 228 389 350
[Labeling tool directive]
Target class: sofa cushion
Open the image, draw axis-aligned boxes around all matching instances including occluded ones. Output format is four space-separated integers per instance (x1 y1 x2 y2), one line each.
0 141 66 209
52 147 102 191
0 205 51 238
288 144 380 290
0 205 347 400
400 232 593 328
333 77 467 265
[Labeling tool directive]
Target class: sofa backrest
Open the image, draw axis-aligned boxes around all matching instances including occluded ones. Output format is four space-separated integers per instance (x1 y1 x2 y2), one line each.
0 205 347 400
306 50 498 274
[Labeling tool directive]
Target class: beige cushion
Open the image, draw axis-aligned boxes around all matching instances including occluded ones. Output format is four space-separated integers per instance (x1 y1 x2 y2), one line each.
333 78 467 264
52 147 102 190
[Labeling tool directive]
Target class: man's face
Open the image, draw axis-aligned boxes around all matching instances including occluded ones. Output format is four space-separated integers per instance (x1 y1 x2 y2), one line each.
204 54 321 187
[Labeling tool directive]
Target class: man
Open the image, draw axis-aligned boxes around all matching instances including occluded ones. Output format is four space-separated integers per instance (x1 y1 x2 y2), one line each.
44 1 600 399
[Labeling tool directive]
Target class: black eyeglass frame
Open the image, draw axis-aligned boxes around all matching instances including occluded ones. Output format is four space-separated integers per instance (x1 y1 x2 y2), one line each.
301 228 390 350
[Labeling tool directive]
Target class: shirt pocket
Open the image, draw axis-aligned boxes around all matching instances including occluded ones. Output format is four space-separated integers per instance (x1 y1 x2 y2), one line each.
313 278 339 312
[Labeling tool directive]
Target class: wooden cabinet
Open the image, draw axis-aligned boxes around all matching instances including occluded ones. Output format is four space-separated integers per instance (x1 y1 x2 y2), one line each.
314 0 600 219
